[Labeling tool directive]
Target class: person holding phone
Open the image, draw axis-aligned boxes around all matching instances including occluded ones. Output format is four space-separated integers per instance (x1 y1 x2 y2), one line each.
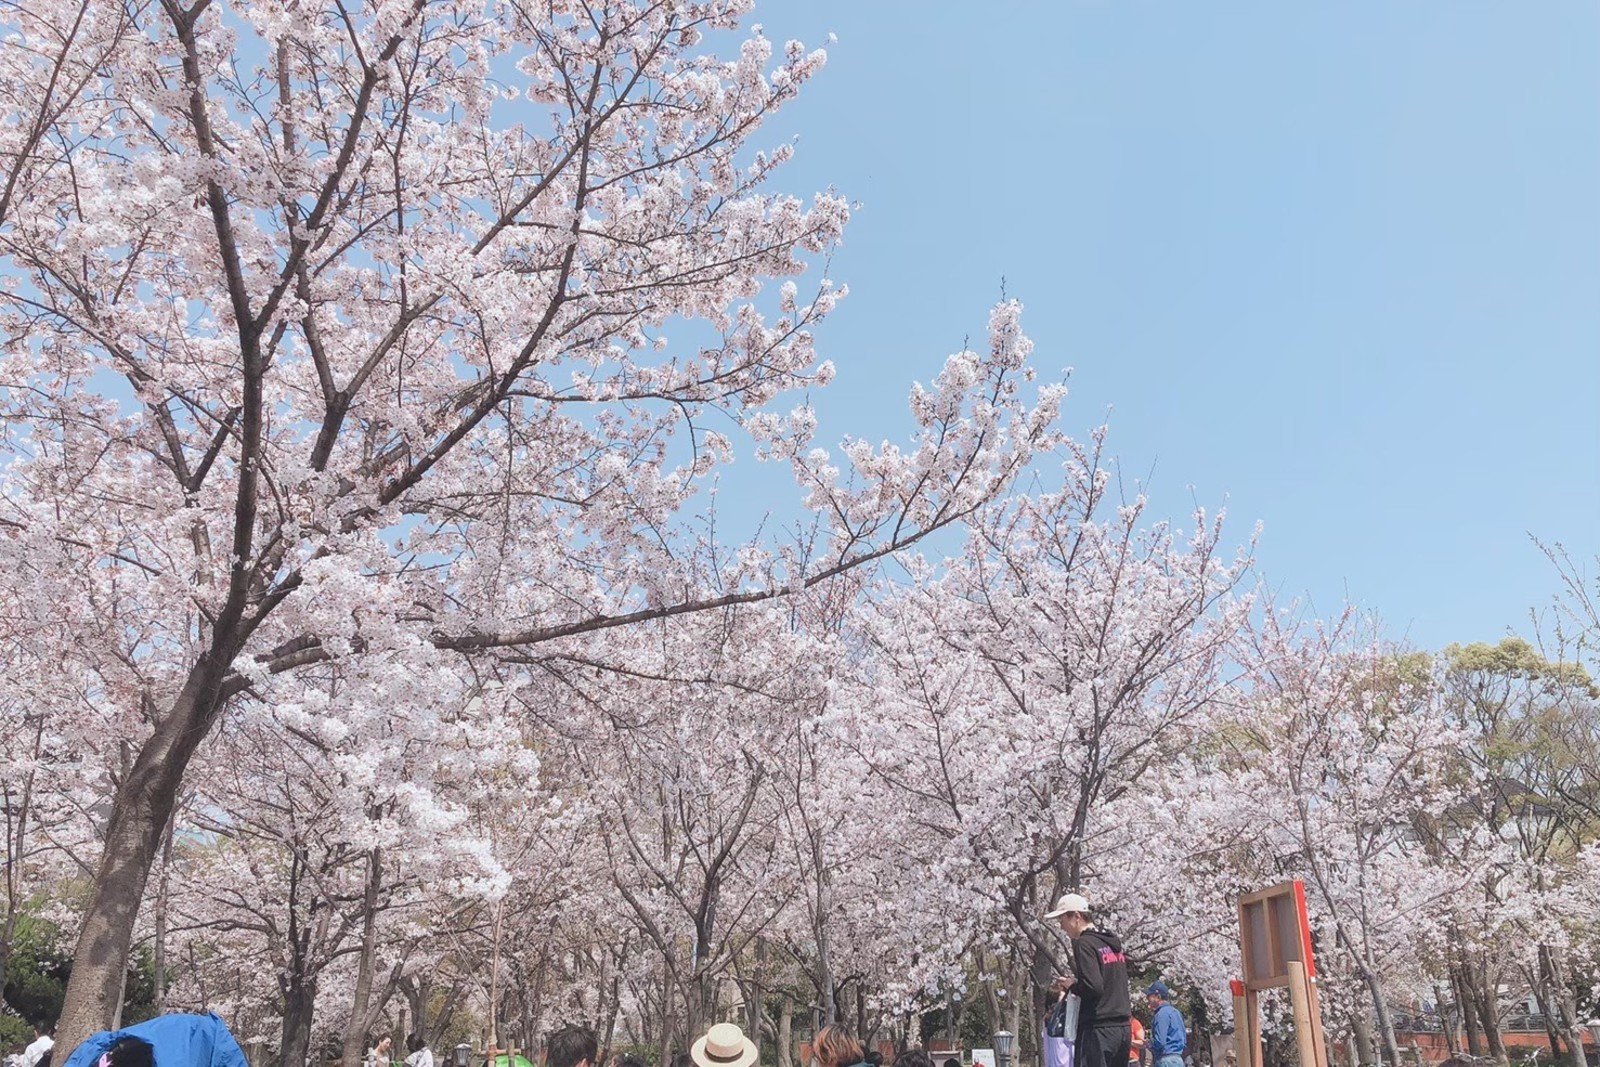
1044 892 1131 1067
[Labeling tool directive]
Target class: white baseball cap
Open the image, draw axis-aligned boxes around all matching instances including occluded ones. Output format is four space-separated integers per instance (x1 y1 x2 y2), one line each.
1043 892 1092 920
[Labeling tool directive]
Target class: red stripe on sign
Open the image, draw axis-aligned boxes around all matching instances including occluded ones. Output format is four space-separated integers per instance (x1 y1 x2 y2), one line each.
1293 880 1317 978
1230 980 1245 998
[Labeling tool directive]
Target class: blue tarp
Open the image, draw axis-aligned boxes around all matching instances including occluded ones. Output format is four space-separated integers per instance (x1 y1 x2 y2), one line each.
62 1014 249 1067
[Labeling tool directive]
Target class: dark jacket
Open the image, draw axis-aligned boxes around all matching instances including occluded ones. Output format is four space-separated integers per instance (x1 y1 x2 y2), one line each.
1071 928 1131 1030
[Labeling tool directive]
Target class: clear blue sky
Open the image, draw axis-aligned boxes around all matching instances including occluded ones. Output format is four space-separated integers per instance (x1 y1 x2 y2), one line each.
727 1 1600 652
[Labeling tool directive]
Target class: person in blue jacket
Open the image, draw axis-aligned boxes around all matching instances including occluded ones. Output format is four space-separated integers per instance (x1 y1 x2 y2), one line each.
1143 984 1186 1067
61 1014 248 1067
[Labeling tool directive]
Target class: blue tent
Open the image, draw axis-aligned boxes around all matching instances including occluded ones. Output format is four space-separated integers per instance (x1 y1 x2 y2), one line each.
62 1014 248 1067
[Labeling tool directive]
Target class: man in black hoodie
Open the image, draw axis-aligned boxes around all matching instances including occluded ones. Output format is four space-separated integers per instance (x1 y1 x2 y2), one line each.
1045 892 1131 1067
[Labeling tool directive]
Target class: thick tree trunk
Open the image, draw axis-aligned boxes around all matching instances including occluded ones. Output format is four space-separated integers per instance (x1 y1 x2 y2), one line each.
281 976 320 1067
981 953 1003 1047
528 942 550 1053
777 995 793 1067
1451 962 1482 1058
1470 975 1507 1067
1536 945 1586 1067
658 966 676 1067
342 849 386 1067
434 980 464 1044
743 989 762 1058
685 965 718 1054
1432 985 1457 1057
600 975 622 1065
153 813 177 1015
1358 964 1400 1067
1349 1010 1375 1067
401 976 430 1047
520 956 540 1055
58 673 227 1056
1526 962 1566 1066
745 939 769 1060
813 850 836 1028
1031 944 1054 1031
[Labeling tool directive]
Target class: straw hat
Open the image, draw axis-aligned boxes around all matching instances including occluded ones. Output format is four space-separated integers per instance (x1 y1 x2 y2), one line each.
691 1024 759 1067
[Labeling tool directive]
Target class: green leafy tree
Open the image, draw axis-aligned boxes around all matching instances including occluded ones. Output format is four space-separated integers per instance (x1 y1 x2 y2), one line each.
1433 638 1598 1067
2 914 159 1036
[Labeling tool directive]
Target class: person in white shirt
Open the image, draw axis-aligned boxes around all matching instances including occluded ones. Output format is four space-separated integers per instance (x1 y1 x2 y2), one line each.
404 1036 434 1067
19 1025 54 1067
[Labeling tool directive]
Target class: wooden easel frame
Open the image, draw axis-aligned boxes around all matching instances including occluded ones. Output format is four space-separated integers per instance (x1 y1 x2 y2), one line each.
1235 881 1329 1067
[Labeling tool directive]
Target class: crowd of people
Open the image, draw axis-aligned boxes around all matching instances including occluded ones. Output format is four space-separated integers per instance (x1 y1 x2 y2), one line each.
525 889 1190 1067
6 891 1185 1067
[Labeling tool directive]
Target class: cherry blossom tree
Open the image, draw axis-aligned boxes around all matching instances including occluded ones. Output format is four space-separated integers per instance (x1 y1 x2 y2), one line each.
1225 611 1471 1067
1538 549 1600 1047
159 664 531 1067
0 0 1063 1049
0 560 128 1002
1425 632 1600 1067
503 599 821 1057
12 0 1593 1048
831 432 1253 1017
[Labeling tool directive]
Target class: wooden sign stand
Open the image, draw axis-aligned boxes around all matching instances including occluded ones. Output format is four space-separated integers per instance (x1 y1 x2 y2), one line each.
1235 881 1329 1067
